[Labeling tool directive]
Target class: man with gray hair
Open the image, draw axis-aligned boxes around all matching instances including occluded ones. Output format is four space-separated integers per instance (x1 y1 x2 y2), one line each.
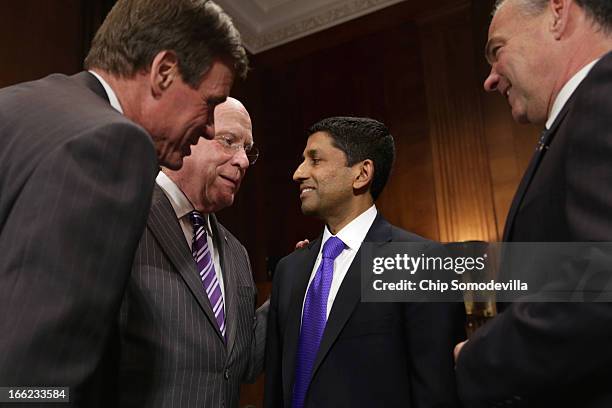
0 1 247 406
454 0 612 407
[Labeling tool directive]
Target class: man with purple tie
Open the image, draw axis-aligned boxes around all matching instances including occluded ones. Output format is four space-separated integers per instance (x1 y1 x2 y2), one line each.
117 98 267 408
264 116 465 408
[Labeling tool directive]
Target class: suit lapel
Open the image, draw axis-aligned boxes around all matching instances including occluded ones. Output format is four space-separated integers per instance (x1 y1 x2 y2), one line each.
282 238 322 404
210 214 237 354
502 107 569 241
309 215 392 382
147 186 224 343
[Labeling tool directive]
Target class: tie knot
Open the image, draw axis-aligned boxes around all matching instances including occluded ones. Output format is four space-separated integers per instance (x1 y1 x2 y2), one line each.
189 211 206 230
322 236 345 260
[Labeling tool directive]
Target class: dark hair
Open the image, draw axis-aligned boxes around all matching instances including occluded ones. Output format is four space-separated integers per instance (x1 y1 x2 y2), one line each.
494 0 612 33
576 0 612 33
84 0 248 88
307 116 395 201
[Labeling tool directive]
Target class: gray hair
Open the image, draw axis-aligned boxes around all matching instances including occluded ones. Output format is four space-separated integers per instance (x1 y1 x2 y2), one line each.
493 0 548 17
493 0 612 34
84 0 249 87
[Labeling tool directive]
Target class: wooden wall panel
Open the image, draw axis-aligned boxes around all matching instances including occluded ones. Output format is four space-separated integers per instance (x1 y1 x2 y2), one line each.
418 4 499 242
470 0 541 236
376 27 440 241
0 1 85 87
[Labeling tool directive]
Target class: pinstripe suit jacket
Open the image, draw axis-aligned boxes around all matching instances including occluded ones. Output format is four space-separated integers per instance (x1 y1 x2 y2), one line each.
118 185 267 407
0 72 158 406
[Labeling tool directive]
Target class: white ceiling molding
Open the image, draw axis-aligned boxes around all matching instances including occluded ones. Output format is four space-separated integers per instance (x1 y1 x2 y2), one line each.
215 0 408 54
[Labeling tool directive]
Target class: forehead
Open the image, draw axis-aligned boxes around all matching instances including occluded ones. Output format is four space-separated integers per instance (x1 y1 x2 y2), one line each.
214 106 253 141
489 0 537 38
486 1 529 61
305 131 343 154
489 2 515 37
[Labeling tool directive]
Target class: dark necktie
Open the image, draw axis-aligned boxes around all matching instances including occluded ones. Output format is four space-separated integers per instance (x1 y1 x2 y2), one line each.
292 236 345 408
189 211 226 340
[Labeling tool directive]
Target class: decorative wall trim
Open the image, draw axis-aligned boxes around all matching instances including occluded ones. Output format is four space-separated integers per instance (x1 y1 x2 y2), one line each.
220 0 407 54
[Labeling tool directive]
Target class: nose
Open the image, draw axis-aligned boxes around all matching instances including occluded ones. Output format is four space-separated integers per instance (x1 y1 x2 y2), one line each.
293 161 306 182
484 66 500 92
232 147 250 170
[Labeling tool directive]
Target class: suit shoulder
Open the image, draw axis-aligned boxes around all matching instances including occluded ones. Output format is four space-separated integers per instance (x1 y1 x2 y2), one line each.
213 219 245 251
272 248 306 284
388 224 428 243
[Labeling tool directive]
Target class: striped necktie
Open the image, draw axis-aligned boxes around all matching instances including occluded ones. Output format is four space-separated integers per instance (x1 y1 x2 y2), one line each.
189 211 226 340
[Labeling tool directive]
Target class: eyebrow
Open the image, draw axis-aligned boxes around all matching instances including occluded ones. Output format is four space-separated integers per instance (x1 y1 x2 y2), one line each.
484 37 500 65
301 148 318 160
217 131 254 148
305 148 318 158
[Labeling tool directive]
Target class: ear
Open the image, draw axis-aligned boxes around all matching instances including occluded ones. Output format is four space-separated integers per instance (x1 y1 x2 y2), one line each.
353 159 374 191
149 50 180 97
549 0 571 40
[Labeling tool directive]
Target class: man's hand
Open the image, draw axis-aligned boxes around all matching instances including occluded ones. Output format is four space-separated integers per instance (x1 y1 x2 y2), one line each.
295 239 310 250
454 340 468 363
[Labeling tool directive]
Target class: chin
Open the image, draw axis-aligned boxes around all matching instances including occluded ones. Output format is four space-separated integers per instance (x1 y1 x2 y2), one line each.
220 197 234 209
300 203 319 217
511 108 530 125
161 154 183 170
515 115 533 125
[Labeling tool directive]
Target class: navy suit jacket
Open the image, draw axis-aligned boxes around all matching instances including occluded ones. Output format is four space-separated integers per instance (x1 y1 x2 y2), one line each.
456 51 612 408
265 214 465 408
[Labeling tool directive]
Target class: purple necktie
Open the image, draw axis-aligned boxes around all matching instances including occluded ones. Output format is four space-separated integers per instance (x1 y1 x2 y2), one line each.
292 235 345 408
189 211 226 340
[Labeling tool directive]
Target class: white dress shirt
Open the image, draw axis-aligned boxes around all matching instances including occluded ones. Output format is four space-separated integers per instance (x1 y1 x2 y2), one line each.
88 70 124 113
302 205 378 320
156 171 226 303
545 58 599 129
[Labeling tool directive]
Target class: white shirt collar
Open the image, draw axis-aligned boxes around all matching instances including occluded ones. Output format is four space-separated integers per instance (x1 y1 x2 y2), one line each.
156 171 214 236
546 58 599 129
88 70 124 114
321 204 377 251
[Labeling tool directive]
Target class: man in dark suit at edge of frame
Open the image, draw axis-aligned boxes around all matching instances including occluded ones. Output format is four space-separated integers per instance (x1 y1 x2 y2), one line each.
454 1 612 407
0 1 247 405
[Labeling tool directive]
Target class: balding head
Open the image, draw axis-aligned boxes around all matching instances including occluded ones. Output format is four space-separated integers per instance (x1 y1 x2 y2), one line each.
214 97 252 143
165 97 255 213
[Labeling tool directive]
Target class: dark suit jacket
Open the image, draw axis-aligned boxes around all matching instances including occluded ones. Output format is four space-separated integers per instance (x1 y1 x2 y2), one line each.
265 214 465 408
117 185 267 407
0 72 158 406
456 51 612 407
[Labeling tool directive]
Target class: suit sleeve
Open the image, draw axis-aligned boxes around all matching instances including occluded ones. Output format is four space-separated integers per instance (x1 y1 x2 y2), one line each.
456 65 612 406
0 122 157 403
243 245 269 382
243 299 270 382
264 258 286 408
406 302 465 408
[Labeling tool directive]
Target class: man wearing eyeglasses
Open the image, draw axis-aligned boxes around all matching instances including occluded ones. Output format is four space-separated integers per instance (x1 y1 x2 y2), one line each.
116 97 267 407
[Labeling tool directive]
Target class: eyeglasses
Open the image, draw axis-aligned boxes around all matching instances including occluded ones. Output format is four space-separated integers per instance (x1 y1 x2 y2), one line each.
214 134 259 165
